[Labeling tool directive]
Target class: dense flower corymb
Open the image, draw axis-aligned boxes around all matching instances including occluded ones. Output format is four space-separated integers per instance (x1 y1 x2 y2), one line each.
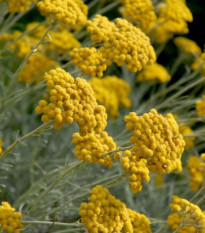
137 63 171 83
124 109 185 174
0 202 24 233
2 0 33 12
121 0 157 32
167 195 205 233
37 0 88 27
80 185 152 233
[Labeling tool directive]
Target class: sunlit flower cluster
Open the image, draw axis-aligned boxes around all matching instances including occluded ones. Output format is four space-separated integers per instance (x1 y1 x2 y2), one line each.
137 63 171 83
121 0 156 32
89 76 131 119
167 195 205 233
124 109 185 174
70 47 107 78
0 202 23 233
80 185 152 233
122 150 150 193
174 37 202 56
72 131 116 168
192 53 205 75
196 94 205 117
151 0 193 43
187 154 205 191
37 0 88 27
35 68 107 134
26 22 81 54
2 0 33 12
18 53 57 84
179 123 195 151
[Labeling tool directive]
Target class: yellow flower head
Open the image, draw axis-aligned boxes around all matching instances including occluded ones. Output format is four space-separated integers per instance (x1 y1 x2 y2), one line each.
179 123 195 151
187 155 205 191
0 202 24 233
18 53 58 84
72 131 116 168
80 185 152 233
37 0 88 27
168 195 205 233
87 15 156 73
192 53 205 75
196 94 205 117
122 150 150 193
89 76 131 119
137 63 171 83
35 68 107 134
174 37 202 56
121 0 157 32
124 109 185 174
70 47 108 78
2 0 33 12
26 22 81 54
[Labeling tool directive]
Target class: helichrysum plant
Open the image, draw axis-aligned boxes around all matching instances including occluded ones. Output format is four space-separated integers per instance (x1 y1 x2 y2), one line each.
1 0 205 233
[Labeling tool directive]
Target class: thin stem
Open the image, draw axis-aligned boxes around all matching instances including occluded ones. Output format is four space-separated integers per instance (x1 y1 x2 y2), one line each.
0 121 52 161
22 220 83 228
96 1 120 15
102 146 132 156
189 185 205 203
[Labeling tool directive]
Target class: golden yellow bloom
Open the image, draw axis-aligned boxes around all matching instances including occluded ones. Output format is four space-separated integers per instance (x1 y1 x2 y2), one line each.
192 53 205 75
87 15 156 73
122 150 150 193
2 0 33 12
155 174 164 187
121 0 157 32
70 47 108 78
72 131 116 168
0 202 23 233
179 123 195 151
187 155 205 191
124 109 185 174
0 139 2 155
26 22 81 54
196 94 205 117
80 185 152 233
151 0 193 43
89 76 131 119
167 195 205 233
137 63 171 83
0 31 39 58
35 68 107 134
174 37 202 56
18 53 57 84
37 0 88 27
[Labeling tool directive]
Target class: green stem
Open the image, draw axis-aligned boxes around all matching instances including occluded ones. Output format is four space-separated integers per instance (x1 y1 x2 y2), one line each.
102 146 132 156
22 220 83 228
95 1 120 15
0 121 52 161
169 54 186 76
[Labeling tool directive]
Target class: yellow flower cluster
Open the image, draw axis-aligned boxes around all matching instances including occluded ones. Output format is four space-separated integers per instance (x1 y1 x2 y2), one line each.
27 22 81 54
122 150 150 193
0 138 2 155
18 53 57 84
124 109 185 174
137 63 171 83
80 185 152 233
3 0 33 12
72 131 116 168
0 31 38 58
0 202 23 233
89 76 131 119
167 195 205 233
70 48 108 78
196 95 205 117
187 154 205 191
35 68 107 134
174 37 202 56
151 0 193 43
85 15 156 74
155 174 164 187
37 0 88 27
192 53 205 76
121 0 157 32
179 123 195 151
